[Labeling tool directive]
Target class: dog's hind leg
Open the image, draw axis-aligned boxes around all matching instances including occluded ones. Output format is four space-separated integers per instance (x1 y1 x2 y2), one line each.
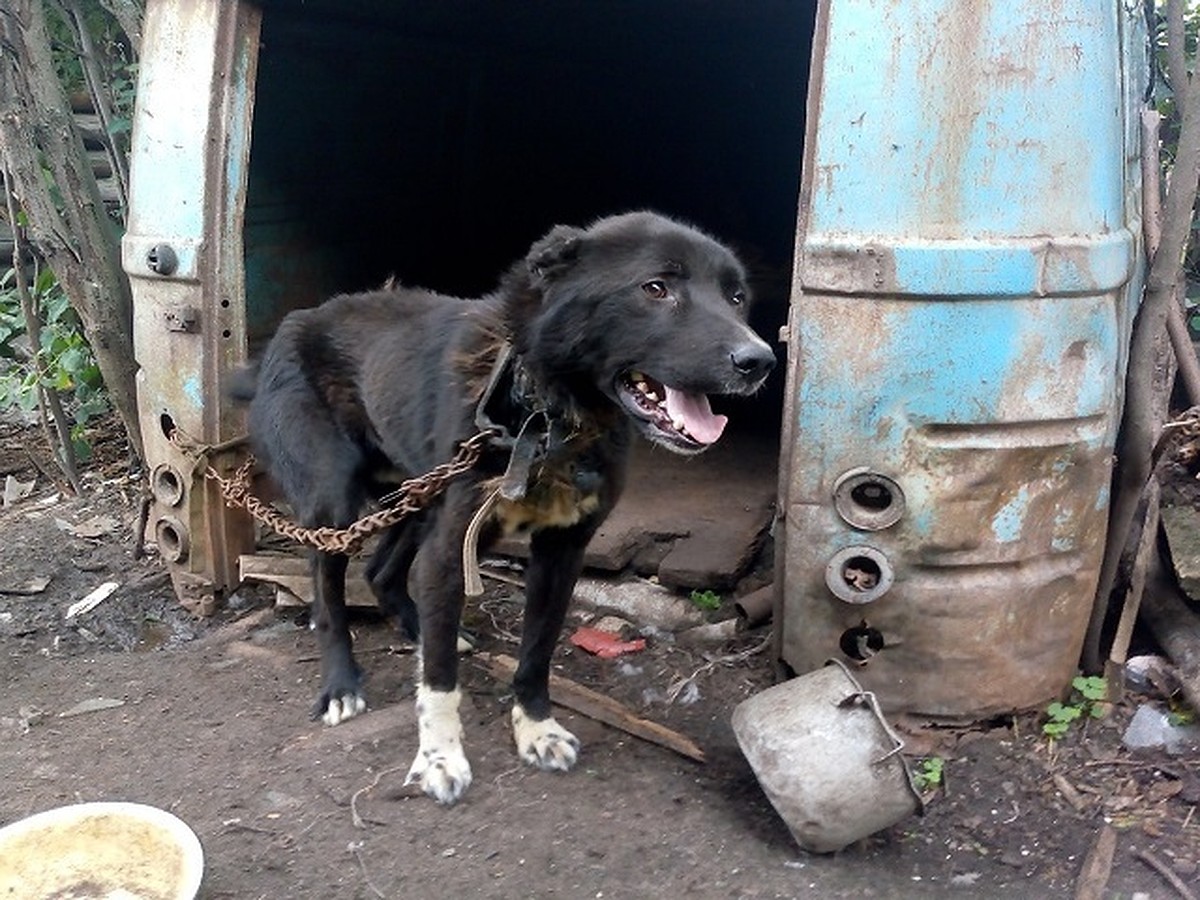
509 521 596 772
311 549 367 725
365 521 421 642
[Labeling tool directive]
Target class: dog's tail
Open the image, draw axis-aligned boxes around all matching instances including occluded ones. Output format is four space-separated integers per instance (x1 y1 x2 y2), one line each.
226 362 260 403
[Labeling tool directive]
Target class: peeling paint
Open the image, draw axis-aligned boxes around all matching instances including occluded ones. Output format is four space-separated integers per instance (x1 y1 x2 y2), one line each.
780 0 1146 719
991 486 1029 544
182 375 203 412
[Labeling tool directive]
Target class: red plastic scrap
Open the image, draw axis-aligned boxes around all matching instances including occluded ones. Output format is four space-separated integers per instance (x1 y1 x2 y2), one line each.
569 626 646 659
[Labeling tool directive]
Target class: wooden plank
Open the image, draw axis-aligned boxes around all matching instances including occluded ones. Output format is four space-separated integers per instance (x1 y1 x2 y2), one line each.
238 554 377 607
478 651 705 763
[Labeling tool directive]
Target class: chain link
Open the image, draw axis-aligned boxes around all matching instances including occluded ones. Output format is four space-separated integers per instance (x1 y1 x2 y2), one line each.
168 428 496 555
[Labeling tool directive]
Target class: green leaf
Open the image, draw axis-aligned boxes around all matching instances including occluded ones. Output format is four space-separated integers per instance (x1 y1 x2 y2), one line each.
1046 702 1082 723
58 345 86 375
1043 721 1069 738
689 589 722 611
33 267 56 296
1072 676 1107 701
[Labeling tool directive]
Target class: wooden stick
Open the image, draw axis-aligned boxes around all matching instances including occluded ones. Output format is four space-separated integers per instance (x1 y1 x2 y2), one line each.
1105 478 1161 701
1135 848 1198 900
1143 109 1200 408
1073 824 1116 900
478 652 706 763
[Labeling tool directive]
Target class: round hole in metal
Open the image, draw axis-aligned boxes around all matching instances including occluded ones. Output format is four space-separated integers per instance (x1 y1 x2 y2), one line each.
825 545 894 604
839 622 885 662
151 464 186 507
832 469 905 531
155 516 189 563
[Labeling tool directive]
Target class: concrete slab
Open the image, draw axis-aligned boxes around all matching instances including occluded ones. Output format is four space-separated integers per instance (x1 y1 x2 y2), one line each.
1162 504 1200 601
495 433 778 589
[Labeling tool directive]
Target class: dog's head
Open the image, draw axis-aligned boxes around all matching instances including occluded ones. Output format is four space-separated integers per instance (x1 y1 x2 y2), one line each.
517 211 775 455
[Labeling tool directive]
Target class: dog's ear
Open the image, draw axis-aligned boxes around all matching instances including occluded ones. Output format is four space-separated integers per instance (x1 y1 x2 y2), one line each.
527 225 584 282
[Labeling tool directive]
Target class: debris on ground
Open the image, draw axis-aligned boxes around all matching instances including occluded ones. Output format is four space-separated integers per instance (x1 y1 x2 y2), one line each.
0 576 51 596
478 651 705 762
1122 704 1200 755
2 475 34 508
568 625 646 659
58 697 126 718
65 581 120 620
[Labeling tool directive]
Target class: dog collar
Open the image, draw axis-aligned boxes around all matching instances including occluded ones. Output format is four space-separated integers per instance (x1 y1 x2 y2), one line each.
474 342 585 502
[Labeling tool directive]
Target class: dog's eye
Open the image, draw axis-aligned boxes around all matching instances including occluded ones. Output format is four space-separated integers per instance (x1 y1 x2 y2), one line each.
731 291 746 306
641 280 669 300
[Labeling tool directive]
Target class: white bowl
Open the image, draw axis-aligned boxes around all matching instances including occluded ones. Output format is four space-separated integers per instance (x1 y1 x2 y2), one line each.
0 801 204 899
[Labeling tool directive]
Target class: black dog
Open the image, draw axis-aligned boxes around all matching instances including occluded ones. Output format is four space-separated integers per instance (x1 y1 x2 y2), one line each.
237 211 774 804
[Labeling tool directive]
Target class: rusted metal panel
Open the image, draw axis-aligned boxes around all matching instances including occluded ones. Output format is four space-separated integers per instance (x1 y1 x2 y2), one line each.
123 0 261 612
778 0 1148 716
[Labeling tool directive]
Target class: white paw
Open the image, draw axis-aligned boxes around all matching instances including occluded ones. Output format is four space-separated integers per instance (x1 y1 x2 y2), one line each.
404 686 472 804
512 704 579 772
322 693 366 726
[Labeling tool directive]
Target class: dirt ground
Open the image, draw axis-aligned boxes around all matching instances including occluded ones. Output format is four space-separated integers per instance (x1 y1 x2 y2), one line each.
1 415 1199 899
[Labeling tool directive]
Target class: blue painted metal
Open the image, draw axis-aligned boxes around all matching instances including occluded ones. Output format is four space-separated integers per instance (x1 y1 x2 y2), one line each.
123 0 260 609
778 0 1148 716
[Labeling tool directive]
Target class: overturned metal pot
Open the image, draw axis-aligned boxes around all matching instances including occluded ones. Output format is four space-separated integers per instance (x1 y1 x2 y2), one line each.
731 659 923 853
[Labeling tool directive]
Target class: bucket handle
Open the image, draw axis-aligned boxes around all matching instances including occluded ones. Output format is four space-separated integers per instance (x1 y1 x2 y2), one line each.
836 689 905 765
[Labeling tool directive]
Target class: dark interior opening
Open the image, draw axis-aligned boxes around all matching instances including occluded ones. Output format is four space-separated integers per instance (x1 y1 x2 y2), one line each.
244 1 816 436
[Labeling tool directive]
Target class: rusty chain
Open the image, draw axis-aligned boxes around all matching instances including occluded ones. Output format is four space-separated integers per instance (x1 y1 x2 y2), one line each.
168 428 497 555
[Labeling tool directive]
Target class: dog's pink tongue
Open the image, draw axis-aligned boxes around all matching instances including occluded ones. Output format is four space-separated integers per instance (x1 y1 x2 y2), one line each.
664 387 727 444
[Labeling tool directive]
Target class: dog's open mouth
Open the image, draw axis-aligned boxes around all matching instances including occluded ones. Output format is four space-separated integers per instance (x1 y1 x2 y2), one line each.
615 370 728 452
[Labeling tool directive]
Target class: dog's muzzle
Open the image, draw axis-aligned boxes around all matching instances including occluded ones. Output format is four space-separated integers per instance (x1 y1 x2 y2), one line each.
730 339 776 387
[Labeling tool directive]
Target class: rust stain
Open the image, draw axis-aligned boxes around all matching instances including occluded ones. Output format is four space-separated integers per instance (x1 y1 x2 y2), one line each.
802 243 899 295
919 2 990 235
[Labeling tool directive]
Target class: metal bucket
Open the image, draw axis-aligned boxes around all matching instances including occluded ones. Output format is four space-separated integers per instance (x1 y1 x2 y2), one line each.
731 659 923 853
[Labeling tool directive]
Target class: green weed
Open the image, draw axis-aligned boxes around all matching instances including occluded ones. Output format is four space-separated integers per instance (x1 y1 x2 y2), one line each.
1042 676 1107 740
0 267 107 459
912 756 945 791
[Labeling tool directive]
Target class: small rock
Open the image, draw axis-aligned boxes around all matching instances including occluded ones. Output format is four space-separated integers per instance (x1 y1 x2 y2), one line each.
593 615 632 635
1162 505 1200 601
2 475 35 508
1172 857 1198 877
674 680 702 705
1125 655 1180 697
1122 704 1200 755
678 619 738 645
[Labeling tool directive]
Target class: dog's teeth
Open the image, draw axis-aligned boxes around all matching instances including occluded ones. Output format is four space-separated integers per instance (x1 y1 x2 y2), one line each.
672 416 686 431
636 381 650 393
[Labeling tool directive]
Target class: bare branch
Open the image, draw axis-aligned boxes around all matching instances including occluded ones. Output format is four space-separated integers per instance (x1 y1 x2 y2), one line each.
1166 0 1189 109
1085 13 1200 670
62 0 130 216
3 166 82 494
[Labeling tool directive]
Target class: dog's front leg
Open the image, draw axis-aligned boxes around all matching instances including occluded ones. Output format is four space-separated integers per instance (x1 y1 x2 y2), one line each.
404 503 474 804
510 521 595 771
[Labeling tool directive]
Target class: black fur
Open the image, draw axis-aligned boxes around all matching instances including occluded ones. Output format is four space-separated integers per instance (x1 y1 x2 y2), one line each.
237 211 775 801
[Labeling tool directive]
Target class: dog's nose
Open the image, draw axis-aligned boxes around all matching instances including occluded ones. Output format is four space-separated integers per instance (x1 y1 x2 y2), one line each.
731 342 776 380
